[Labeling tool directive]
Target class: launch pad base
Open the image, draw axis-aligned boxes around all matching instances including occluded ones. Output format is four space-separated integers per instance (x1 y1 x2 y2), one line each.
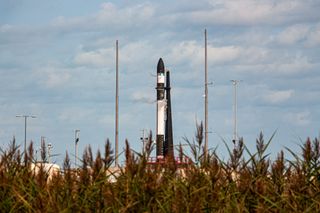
147 156 192 167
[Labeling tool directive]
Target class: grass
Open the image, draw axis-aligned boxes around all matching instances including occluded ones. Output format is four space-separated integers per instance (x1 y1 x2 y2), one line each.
1 126 320 212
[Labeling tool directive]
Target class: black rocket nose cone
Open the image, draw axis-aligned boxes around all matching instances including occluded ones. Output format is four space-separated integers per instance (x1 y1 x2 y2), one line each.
157 58 165 74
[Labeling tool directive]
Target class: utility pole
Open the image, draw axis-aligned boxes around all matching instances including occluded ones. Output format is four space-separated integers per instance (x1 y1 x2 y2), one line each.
74 130 80 168
204 29 209 158
231 80 241 144
16 115 36 156
115 40 119 167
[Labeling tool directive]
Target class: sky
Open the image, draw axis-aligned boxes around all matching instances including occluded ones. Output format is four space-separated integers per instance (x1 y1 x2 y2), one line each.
1 0 320 165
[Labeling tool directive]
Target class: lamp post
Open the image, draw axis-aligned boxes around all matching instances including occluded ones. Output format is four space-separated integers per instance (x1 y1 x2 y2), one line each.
230 80 241 144
16 115 36 155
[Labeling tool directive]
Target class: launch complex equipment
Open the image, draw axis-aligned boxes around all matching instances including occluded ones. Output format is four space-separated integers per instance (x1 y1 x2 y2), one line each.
148 58 191 166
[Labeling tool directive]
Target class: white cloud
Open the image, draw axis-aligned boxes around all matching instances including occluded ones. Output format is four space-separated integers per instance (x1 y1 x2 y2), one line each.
0 24 14 33
167 41 201 65
277 24 310 45
74 41 157 69
273 22 320 47
46 71 71 88
98 2 154 24
74 47 114 67
167 41 242 66
121 41 155 65
284 111 311 126
231 30 274 46
35 66 71 88
97 114 114 127
131 91 154 104
209 46 241 64
188 0 320 26
272 56 313 75
51 2 155 33
264 90 294 104
305 24 320 46
235 55 313 75
58 107 96 122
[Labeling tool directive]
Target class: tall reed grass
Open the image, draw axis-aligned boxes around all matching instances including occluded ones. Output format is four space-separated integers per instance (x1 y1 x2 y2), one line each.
1 126 320 212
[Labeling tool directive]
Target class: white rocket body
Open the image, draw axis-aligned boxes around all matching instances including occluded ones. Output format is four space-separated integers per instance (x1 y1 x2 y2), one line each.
157 75 165 135
156 58 166 158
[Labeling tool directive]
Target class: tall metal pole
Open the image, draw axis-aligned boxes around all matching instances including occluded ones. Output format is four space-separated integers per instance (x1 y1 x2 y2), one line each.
231 80 240 143
115 40 119 167
16 115 36 155
204 29 208 158
24 116 27 152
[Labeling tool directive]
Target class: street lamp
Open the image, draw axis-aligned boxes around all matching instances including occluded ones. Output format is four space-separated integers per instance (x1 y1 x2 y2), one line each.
16 115 36 155
230 80 241 144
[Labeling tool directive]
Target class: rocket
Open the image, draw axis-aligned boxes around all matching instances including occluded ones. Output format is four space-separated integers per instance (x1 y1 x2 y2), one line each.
156 58 165 158
156 58 174 160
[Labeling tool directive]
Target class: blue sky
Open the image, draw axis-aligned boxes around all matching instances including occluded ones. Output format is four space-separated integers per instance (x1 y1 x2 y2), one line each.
1 0 320 165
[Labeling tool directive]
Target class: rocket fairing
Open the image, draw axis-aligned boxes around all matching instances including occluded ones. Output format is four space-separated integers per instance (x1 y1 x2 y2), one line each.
156 58 165 158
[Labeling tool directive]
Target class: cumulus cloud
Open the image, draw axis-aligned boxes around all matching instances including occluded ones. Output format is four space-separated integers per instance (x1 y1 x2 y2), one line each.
131 91 154 104
264 90 294 104
74 47 114 67
284 111 311 126
0 24 14 33
51 2 155 33
58 107 96 122
46 71 71 88
277 24 310 45
189 0 320 26
167 41 242 66
120 41 156 65
305 24 320 46
34 66 71 88
98 2 154 24
276 23 320 47
235 55 314 76
74 41 157 70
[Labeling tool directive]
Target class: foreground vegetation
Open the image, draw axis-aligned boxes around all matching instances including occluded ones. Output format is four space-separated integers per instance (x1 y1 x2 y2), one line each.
1 125 320 212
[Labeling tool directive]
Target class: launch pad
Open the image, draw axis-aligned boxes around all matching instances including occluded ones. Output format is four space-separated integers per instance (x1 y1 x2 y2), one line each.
147 156 192 167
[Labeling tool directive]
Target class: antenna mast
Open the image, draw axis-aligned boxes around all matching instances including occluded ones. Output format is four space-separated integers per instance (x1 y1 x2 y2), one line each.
115 40 119 166
204 29 208 158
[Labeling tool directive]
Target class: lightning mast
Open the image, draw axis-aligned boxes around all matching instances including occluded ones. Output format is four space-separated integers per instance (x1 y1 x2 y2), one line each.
115 40 119 166
204 29 208 158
